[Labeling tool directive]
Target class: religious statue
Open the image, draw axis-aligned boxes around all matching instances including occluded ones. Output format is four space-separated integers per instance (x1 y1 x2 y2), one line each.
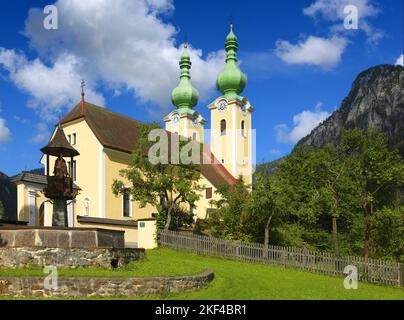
53 154 68 179
51 154 71 196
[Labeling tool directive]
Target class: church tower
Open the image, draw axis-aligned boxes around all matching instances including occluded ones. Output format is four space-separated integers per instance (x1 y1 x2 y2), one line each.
165 45 205 142
209 24 254 184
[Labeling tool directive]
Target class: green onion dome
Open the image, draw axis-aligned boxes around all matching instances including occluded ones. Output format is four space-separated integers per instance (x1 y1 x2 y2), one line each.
216 24 247 99
171 45 200 110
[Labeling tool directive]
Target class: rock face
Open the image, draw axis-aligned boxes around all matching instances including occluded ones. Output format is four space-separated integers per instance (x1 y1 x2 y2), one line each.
0 172 16 220
296 65 404 154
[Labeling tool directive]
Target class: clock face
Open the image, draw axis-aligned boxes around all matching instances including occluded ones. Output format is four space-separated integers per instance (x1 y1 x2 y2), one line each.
192 115 199 128
172 114 180 125
217 99 228 113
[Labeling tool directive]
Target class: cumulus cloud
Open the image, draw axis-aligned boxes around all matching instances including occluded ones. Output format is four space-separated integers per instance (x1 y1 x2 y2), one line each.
29 122 51 144
14 0 224 120
0 118 11 142
275 36 348 69
0 49 105 121
275 102 331 144
303 0 383 45
395 54 404 66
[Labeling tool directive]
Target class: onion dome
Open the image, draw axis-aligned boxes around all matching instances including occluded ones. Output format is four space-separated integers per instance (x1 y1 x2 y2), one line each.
171 45 200 112
216 24 247 99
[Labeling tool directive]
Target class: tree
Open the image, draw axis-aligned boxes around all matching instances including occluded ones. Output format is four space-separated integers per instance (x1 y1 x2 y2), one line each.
245 173 285 256
341 129 404 260
0 201 5 219
207 178 253 241
112 123 202 231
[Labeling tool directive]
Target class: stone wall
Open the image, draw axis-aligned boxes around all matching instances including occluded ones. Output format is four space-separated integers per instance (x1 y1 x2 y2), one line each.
0 270 214 298
0 247 145 269
0 227 125 249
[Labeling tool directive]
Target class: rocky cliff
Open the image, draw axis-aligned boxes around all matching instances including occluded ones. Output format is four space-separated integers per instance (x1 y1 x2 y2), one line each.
0 171 17 220
296 65 404 154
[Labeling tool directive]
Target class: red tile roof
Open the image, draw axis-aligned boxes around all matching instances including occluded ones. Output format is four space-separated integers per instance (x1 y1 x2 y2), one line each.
61 101 238 187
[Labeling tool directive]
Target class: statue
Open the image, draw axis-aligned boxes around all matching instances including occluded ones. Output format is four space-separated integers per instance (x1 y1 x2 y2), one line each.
53 154 68 195
41 125 79 227
54 154 68 179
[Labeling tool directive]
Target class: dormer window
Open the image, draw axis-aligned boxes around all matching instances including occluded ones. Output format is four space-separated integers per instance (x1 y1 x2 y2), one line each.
67 133 77 145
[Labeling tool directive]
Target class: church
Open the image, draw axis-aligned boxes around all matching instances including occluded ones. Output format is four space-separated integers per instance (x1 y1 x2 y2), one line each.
12 25 254 248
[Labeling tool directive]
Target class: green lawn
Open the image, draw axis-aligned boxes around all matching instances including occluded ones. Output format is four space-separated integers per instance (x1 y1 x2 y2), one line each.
0 248 403 300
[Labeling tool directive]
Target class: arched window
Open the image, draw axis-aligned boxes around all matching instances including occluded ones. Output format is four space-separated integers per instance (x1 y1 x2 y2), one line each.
220 119 226 136
192 132 197 141
241 120 246 137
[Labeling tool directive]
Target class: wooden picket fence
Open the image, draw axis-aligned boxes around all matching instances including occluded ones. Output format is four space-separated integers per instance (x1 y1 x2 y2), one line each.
159 230 404 288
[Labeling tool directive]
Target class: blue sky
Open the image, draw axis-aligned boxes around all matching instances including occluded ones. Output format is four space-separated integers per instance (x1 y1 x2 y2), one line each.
0 0 402 176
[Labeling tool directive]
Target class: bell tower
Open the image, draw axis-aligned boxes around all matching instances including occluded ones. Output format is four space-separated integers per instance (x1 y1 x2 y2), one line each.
209 24 254 184
164 44 205 142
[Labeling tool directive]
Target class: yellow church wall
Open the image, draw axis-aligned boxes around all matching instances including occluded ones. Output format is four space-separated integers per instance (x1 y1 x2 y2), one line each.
137 219 157 249
193 175 221 220
75 221 138 247
16 183 50 226
210 98 253 185
104 148 156 221
42 118 102 221
16 183 28 222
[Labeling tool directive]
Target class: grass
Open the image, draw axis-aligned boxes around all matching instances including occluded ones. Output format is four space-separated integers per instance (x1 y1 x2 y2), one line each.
0 248 403 300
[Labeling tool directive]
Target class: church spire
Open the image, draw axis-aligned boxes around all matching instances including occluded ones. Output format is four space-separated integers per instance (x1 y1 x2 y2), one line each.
216 24 247 100
171 44 199 112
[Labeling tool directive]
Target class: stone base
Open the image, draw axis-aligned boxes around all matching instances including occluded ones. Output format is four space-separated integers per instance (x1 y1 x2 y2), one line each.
0 227 125 249
0 247 145 269
0 270 214 297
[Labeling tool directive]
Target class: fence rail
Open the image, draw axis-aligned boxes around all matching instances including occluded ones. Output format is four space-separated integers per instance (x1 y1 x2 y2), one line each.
159 230 404 287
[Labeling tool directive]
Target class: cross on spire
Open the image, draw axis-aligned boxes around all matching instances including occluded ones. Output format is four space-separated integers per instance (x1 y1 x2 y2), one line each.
184 34 188 49
81 80 86 97
80 80 86 115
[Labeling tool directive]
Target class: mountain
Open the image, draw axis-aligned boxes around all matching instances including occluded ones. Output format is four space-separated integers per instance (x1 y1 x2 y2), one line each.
296 65 404 155
0 171 17 220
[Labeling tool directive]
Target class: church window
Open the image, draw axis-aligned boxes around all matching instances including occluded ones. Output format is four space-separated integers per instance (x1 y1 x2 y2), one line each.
220 119 226 136
123 189 131 217
241 120 246 137
205 187 213 199
67 160 77 181
192 132 197 141
67 133 76 145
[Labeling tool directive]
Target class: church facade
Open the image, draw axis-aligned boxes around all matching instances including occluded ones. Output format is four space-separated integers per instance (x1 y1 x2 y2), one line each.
12 25 254 248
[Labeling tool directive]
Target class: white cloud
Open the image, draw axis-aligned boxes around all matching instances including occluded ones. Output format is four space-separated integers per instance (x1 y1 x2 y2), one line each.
29 122 50 144
303 0 383 44
0 118 11 142
0 49 105 121
395 54 404 66
275 102 330 144
275 36 348 69
16 0 224 120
